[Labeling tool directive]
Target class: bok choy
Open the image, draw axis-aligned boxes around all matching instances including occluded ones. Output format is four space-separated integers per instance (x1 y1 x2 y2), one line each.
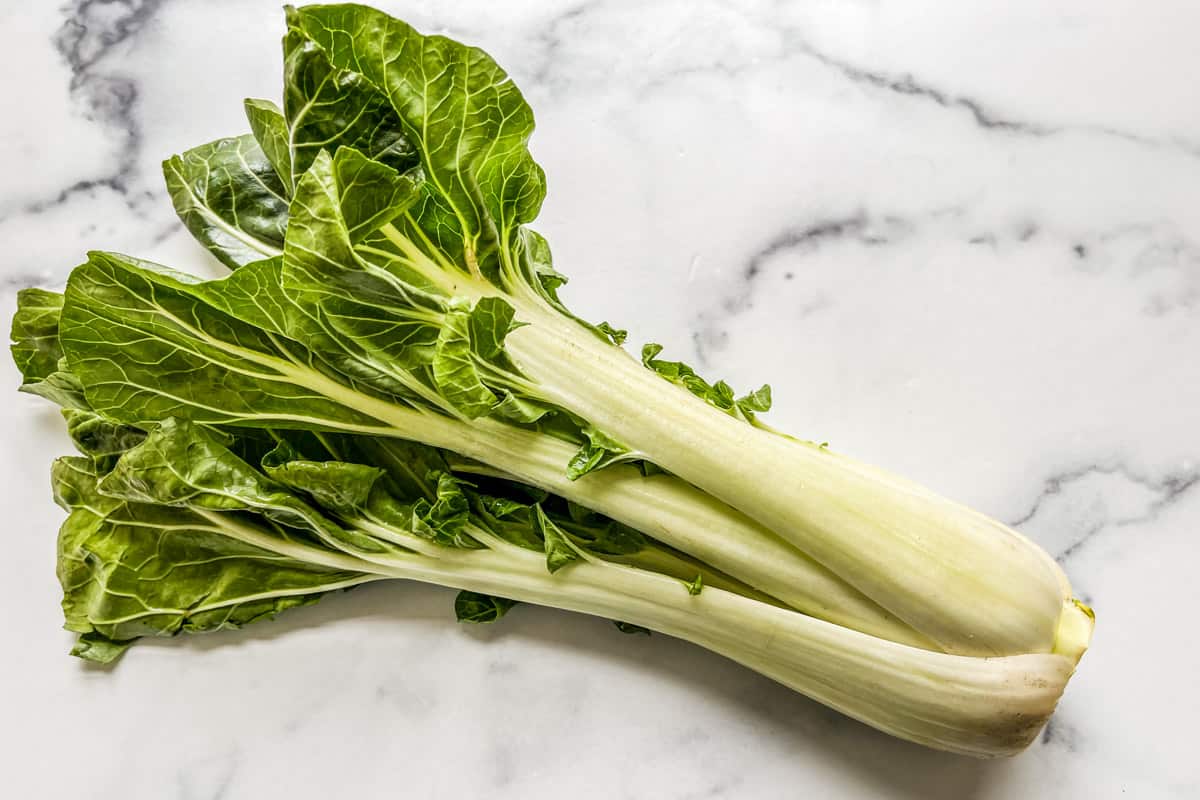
10 2 1092 757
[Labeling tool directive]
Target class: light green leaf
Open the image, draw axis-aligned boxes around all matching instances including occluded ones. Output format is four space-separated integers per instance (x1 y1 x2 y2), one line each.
566 425 631 480
432 300 498 418
532 505 581 574
244 98 293 192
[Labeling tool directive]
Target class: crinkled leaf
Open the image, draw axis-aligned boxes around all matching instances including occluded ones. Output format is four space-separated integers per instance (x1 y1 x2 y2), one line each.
595 321 627 346
566 425 631 480
432 300 498 418
736 384 773 416
261 440 385 517
53 456 370 661
410 471 479 548
97 418 390 555
641 343 772 422
62 408 145 472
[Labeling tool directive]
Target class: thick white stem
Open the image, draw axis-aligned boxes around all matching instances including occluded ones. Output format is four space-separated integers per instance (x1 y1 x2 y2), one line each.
300 369 930 648
501 309 1070 657
202 509 1077 758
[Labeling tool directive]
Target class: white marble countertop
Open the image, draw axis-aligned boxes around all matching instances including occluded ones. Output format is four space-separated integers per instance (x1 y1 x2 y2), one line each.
2 1 1198 797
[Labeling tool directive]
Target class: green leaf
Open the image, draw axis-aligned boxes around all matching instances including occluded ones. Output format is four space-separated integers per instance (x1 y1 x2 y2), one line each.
244 98 293 194
641 342 772 422
532 505 581 574
337 436 449 501
98 418 390 555
291 4 545 280
70 632 134 664
10 287 64 383
53 456 371 659
62 408 145 472
282 12 420 184
566 425 631 480
10 288 91 409
490 391 554 424
684 573 704 596
162 135 288 269
596 321 627 346
468 297 519 361
59 251 387 432
330 146 421 242
261 440 385 517
410 472 478 548
736 384 773 415
432 300 498 418
454 591 517 623
283 150 442 370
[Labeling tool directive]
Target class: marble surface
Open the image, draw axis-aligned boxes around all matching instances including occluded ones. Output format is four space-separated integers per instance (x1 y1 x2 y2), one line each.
2 1 1198 797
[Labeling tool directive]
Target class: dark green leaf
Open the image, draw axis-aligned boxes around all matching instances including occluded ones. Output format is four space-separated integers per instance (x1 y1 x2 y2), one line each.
282 13 420 183
454 591 517 623
62 408 145 472
162 135 288 269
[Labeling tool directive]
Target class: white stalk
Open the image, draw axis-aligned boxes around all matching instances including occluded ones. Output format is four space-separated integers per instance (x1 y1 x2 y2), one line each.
200 510 1083 757
294 366 932 648
500 306 1074 657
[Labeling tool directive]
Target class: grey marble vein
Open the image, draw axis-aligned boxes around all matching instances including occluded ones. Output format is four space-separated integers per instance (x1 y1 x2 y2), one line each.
19 0 169 217
1011 462 1200 561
